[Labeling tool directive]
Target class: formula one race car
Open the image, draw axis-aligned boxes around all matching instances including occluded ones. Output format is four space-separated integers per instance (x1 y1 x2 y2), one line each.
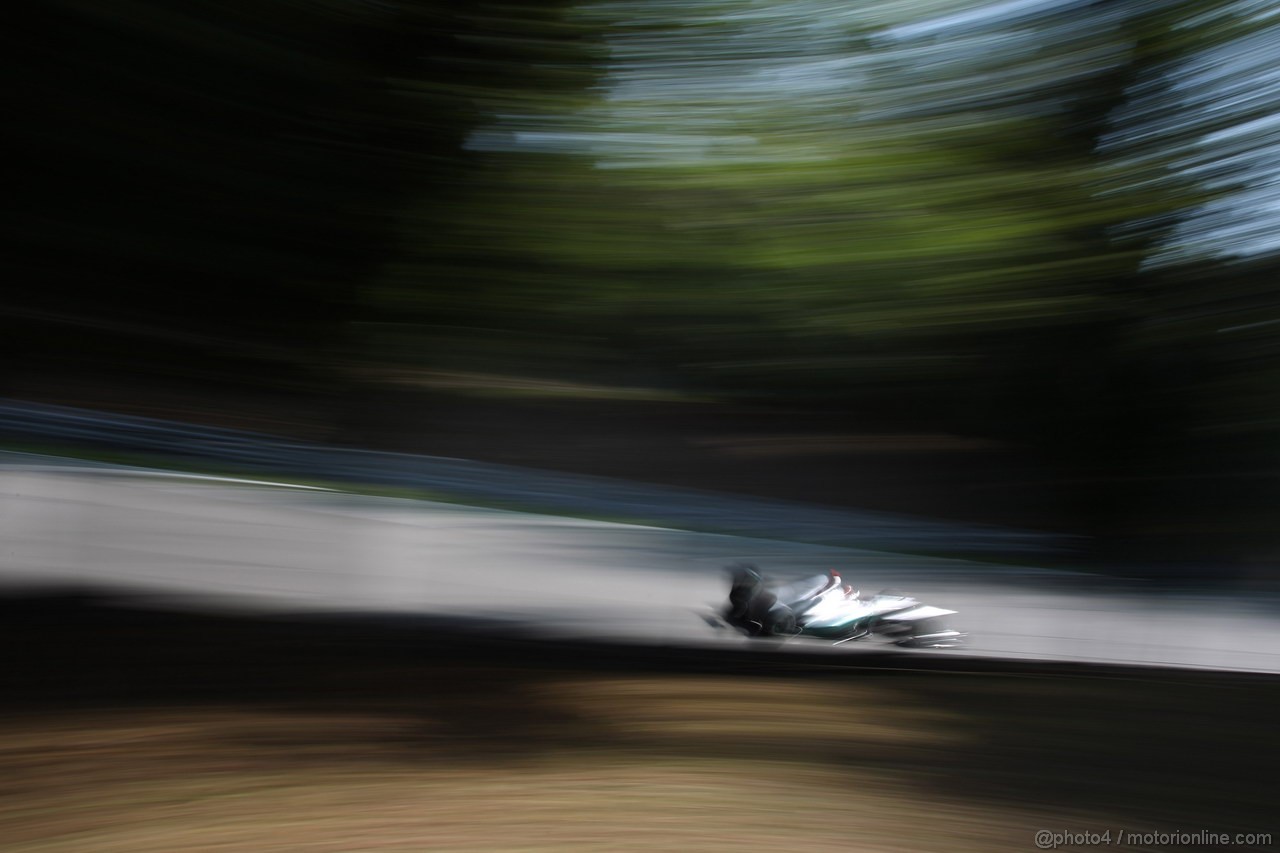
711 563 966 648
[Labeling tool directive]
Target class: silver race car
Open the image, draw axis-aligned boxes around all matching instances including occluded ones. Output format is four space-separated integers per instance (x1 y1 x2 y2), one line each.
713 563 967 648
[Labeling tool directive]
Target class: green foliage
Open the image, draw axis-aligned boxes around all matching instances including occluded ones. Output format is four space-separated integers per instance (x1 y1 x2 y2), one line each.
10 0 1280 551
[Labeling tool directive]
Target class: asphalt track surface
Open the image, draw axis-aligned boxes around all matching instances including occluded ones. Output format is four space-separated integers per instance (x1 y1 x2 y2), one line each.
4 456 1279 674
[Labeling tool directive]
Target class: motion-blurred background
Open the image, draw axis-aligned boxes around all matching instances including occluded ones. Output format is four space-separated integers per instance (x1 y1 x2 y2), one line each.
6 5 1280 850
7 0 1280 572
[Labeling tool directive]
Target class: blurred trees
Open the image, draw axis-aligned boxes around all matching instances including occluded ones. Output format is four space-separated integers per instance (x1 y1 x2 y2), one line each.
8 1 395 382
400 0 1280 557
408 0 1148 407
5 0 593 388
7 0 1280 557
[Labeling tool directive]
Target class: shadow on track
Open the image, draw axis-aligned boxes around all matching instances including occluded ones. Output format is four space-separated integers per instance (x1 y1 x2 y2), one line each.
2 586 1277 841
